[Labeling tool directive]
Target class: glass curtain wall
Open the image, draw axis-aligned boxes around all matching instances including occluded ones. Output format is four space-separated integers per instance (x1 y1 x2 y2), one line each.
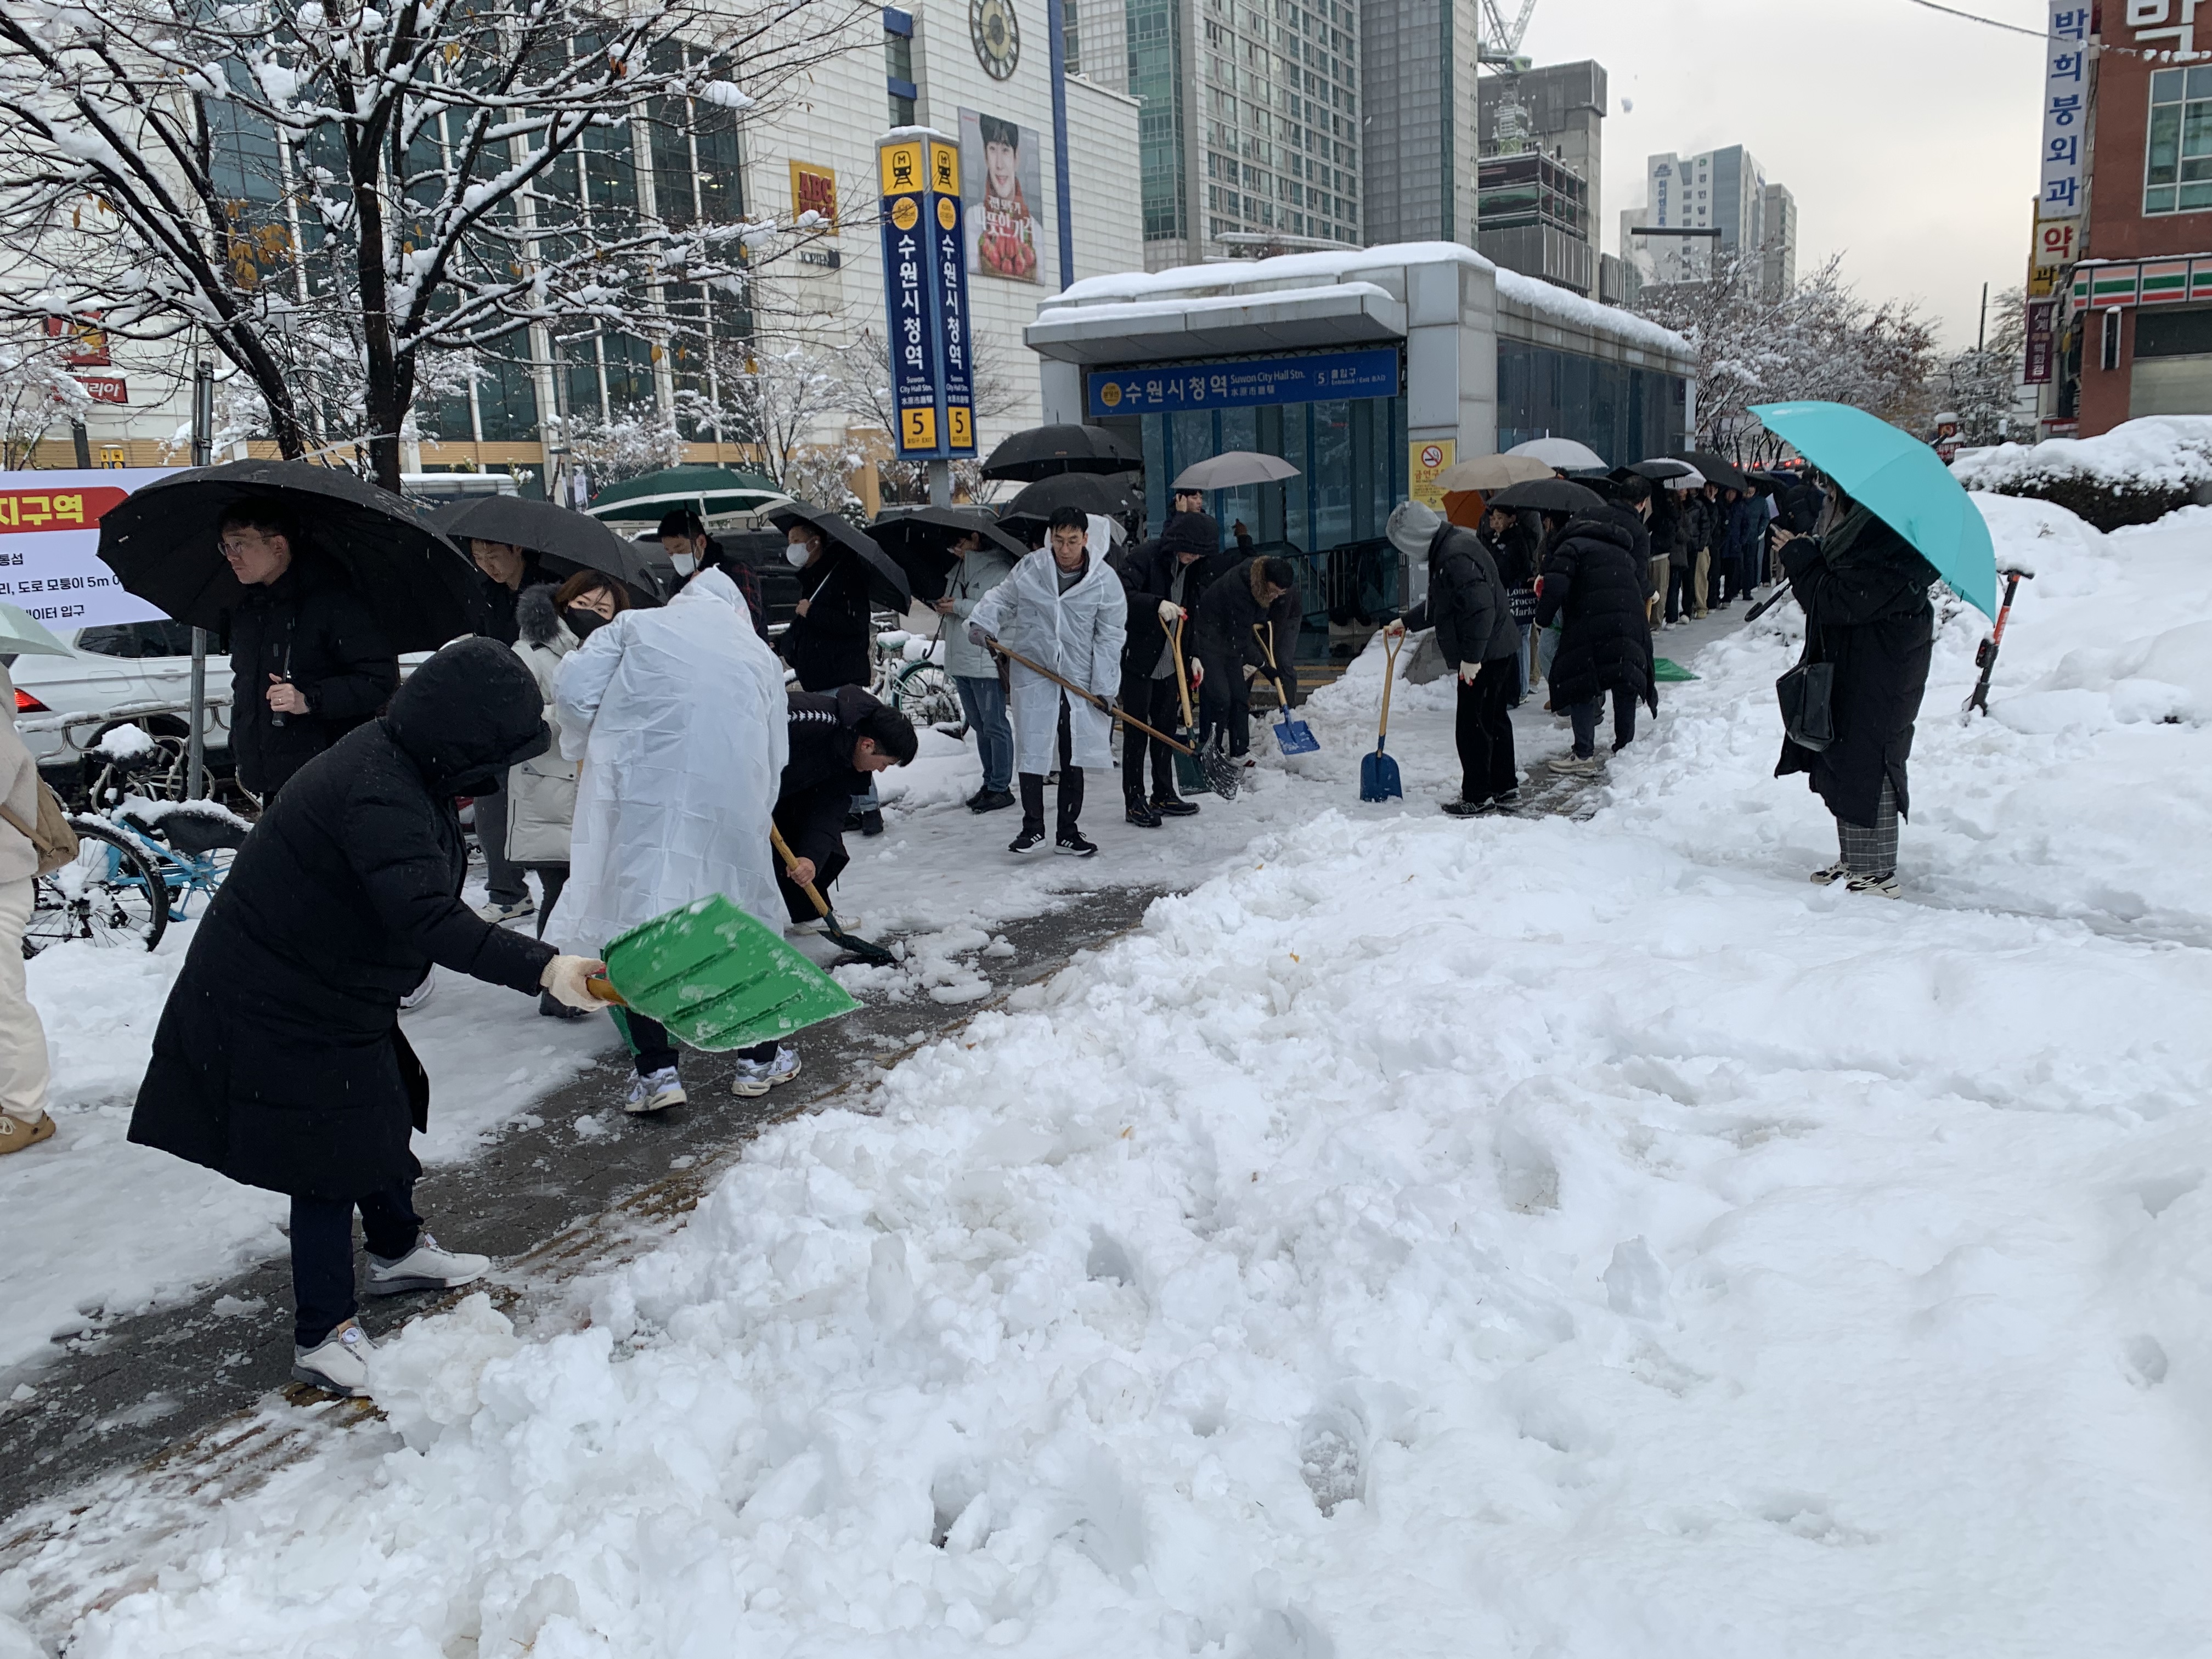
1496 341 1687 464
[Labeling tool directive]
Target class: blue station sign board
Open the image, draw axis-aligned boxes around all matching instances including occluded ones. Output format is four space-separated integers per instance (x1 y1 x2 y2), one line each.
1085 347 1402 417
878 132 976 459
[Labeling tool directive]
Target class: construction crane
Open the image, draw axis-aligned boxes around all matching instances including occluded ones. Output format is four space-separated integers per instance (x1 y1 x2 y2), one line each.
1477 0 1539 152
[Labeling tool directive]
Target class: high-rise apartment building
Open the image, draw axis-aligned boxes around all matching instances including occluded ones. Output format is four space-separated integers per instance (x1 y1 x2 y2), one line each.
1620 144 1797 297
1122 0 1367 270
1359 0 1480 246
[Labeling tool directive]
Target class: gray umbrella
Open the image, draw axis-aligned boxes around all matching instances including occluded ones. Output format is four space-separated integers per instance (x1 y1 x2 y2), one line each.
1171 451 1301 490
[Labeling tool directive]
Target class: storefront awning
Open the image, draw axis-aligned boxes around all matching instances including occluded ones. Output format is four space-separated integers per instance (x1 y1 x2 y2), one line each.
1025 281 1408 366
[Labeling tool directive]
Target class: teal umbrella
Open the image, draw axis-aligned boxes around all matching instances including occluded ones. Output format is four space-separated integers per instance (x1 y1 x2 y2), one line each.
1751 400 1997 619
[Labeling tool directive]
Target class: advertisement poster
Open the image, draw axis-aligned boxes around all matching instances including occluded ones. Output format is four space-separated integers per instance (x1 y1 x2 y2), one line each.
960 108 1042 283
0 469 172 628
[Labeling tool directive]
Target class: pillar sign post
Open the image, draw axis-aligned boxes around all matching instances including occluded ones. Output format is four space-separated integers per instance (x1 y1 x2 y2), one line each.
878 129 977 499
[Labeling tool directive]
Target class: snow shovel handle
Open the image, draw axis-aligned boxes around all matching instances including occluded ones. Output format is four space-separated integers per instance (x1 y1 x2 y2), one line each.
1378 627 1402 746
585 975 626 1006
989 637 1196 755
770 825 834 921
1170 614 1197 728
1250 623 1295 704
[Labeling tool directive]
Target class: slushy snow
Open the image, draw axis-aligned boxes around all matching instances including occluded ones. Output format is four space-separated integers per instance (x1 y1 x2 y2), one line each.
8 486 2210 1656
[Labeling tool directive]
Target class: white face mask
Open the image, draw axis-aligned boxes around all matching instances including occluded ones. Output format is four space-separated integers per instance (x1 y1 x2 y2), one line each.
785 543 812 568
670 552 696 576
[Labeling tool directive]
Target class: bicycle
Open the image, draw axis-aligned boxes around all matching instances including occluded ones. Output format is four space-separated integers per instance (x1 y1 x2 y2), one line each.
870 618 965 731
25 816 170 956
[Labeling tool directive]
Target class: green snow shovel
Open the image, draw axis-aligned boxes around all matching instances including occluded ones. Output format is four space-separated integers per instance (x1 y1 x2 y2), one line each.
586 891 859 1051
1653 657 1699 682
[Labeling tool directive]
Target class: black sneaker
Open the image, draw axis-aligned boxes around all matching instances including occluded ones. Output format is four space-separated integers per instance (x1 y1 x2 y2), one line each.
842 811 865 832
1440 796 1491 818
969 788 1015 814
1055 831 1099 857
860 809 885 837
1009 826 1047 854
1125 799 1162 828
1150 795 1200 817
1490 787 1521 809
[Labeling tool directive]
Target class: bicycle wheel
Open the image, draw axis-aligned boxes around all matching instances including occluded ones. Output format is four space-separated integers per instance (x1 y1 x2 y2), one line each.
893 662 963 728
24 820 170 957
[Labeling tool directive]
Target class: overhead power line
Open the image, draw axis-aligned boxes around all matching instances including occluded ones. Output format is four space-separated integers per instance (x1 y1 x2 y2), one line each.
1898 0 2045 38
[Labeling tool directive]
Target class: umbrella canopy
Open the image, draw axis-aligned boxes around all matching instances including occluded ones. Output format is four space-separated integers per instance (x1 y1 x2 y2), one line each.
0 601 77 659
1488 478 1609 517
1662 467 1708 491
870 506 1028 605
980 424 1140 481
584 465 788 524
97 459 483 651
1171 450 1302 490
1507 436 1608 471
1435 453 1555 493
1621 458 1695 483
765 503 912 612
440 495 664 607
1750 400 1998 619
1671 450 1751 493
1000 471 1141 523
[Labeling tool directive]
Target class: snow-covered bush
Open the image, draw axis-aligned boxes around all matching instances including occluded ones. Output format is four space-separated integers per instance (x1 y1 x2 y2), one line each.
1951 416 2212 530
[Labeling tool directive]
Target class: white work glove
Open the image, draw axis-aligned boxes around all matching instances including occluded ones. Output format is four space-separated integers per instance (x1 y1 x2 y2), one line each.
1458 662 1480 685
540 954 609 1011
1157 600 1182 625
966 621 990 648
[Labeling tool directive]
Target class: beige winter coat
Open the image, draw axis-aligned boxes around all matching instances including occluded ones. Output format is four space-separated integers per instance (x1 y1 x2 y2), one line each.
1 664 41 886
505 586 580 866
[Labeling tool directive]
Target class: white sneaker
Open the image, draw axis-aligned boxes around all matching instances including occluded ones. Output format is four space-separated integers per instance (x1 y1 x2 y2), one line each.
1845 872 1902 899
1551 753 1604 775
399 968 436 1011
730 1046 802 1098
365 1232 490 1296
1810 861 1850 885
625 1066 687 1114
477 896 535 924
292 1317 375 1396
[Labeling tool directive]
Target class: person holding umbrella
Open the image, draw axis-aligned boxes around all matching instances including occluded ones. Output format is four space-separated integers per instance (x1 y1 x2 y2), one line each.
460 533 551 923
934 528 1020 814
967 507 1128 857
503 582 584 995
465 535 550 646
217 499 402 803
127 638 610 1397
774 507 910 838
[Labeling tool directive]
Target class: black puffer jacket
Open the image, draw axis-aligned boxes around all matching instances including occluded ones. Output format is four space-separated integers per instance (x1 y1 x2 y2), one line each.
1402 523 1517 668
227 552 399 798
129 638 558 1202
1775 505 1938 825
1536 515 1657 709
777 685 879 873
1194 557 1302 689
780 550 873 691
478 554 551 646
1601 503 1656 597
1117 520 1223 682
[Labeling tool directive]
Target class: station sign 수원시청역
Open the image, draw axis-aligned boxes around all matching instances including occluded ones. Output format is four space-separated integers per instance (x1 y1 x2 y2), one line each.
0 468 173 628
878 133 977 458
1086 348 1402 417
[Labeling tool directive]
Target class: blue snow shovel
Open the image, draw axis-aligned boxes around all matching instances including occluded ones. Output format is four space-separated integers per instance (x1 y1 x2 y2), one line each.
1252 624 1319 755
1359 629 1404 802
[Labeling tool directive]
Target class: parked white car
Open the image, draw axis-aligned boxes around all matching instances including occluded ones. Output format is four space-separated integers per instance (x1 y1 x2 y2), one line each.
8 620 232 772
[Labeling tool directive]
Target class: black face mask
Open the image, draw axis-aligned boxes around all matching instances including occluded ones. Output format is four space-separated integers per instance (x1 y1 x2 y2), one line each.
565 606 606 640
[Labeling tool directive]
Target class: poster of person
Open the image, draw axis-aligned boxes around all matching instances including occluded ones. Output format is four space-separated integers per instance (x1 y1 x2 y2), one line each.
959 108 1042 283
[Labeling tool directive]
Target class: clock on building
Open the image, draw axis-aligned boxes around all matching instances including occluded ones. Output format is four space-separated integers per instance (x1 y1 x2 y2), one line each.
970 0 1020 80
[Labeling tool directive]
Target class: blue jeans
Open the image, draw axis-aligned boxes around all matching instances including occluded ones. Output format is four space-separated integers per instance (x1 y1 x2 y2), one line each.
956 674 1013 792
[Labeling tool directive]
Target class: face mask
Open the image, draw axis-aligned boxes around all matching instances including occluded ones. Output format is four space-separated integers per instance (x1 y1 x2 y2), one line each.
565 607 605 640
670 552 695 577
785 543 812 569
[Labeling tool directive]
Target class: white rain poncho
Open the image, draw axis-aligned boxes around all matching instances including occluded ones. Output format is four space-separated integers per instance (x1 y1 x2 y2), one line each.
548 568 789 952
967 516 1128 773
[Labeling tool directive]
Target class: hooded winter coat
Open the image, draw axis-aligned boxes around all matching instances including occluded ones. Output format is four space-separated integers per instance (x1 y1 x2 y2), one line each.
941 541 1020 681
1775 505 1938 826
968 518 1128 772
780 546 874 692
227 551 400 799
1535 515 1657 710
505 585 580 866
1117 515 1223 683
128 639 557 1202
1402 523 1517 668
552 567 789 949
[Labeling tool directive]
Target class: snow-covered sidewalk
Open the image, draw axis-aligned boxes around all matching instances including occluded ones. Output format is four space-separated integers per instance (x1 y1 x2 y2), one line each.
4 490 2208 1655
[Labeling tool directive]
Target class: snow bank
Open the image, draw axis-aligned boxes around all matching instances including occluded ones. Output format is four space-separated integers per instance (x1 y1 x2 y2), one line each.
1953 416 2212 529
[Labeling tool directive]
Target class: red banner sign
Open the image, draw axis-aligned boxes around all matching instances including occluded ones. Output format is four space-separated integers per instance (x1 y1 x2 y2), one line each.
2024 300 2057 385
0 486 129 533
75 375 126 404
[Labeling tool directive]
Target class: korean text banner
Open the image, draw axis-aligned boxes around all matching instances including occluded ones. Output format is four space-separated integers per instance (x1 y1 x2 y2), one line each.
0 469 172 628
930 138 978 453
1086 349 1402 417
960 108 1043 284
2040 3 2089 220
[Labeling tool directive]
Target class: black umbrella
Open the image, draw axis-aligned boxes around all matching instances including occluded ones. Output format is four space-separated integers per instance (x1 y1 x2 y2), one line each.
1487 478 1609 516
97 459 483 651
764 503 911 612
980 424 1140 481
1620 459 1695 483
1001 471 1141 521
1672 450 1752 493
439 494 664 607
869 506 1029 604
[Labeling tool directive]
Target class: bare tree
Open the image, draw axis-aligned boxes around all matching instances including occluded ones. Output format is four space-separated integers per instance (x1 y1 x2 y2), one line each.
0 0 871 487
1943 287 2029 447
0 329 94 468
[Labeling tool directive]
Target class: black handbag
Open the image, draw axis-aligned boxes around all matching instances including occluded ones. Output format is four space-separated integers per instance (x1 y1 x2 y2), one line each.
1776 635 1836 752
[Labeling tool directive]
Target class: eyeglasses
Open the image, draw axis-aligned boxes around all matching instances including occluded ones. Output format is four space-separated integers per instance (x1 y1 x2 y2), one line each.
218 537 278 558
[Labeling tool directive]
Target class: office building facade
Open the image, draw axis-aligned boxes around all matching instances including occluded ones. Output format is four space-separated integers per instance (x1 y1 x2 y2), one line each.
1621 144 1796 298
1358 0 1479 247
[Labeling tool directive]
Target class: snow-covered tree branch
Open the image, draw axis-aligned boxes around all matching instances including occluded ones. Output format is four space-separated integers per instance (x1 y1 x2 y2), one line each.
0 327 94 468
0 0 874 486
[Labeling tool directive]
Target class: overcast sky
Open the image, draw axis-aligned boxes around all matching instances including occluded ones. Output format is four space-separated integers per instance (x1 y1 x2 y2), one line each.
1519 0 2047 347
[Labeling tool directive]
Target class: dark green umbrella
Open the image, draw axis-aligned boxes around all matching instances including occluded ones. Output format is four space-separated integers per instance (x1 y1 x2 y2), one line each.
97 458 483 650
583 465 788 525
